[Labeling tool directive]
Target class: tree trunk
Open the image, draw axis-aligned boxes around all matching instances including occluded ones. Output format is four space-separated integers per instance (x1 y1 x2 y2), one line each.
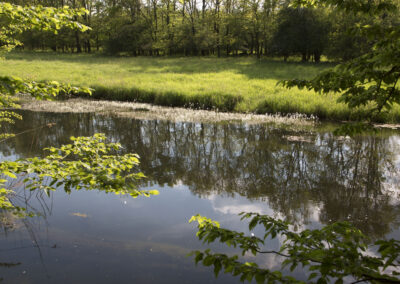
75 31 82 53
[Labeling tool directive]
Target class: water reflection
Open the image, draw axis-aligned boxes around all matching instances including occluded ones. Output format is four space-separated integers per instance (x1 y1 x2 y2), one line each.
2 110 400 239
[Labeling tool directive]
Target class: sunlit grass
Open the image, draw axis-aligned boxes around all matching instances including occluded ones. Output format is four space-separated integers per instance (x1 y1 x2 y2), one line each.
2 52 400 122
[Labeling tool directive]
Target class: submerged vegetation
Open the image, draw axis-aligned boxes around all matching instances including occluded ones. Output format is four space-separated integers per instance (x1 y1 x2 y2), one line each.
3 52 400 122
19 97 317 126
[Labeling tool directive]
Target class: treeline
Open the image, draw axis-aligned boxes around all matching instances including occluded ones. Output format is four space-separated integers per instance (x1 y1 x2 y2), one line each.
5 0 399 61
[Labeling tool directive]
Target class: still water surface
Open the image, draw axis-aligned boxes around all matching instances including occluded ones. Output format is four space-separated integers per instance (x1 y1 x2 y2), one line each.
1 110 400 283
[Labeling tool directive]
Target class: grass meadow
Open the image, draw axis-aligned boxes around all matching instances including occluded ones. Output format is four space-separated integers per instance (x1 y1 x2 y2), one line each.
2 52 400 122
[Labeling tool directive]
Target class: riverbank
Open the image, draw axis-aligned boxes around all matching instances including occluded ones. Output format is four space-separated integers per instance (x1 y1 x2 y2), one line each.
19 97 400 132
2 52 400 123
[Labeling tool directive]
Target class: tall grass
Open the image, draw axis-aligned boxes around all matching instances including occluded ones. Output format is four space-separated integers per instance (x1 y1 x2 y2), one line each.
2 52 400 122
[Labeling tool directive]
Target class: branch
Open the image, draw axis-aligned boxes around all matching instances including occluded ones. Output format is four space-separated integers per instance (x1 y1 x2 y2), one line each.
351 279 371 284
0 123 56 144
256 250 290 258
360 274 400 284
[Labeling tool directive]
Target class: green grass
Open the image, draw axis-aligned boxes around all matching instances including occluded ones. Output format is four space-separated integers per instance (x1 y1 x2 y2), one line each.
2 52 400 122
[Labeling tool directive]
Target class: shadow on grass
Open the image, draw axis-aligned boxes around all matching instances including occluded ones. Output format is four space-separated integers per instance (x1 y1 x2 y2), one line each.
88 86 243 112
9 52 400 122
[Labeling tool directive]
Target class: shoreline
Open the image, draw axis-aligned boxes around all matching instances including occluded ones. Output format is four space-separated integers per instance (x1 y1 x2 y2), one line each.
18 97 400 130
19 97 317 126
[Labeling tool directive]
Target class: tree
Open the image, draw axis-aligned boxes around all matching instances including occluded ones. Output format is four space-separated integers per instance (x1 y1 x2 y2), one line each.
272 7 330 62
325 11 373 61
281 0 400 127
0 2 88 53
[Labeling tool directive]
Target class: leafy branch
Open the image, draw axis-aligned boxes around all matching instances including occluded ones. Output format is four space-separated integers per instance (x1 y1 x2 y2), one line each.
0 134 159 214
190 213 400 283
0 2 90 52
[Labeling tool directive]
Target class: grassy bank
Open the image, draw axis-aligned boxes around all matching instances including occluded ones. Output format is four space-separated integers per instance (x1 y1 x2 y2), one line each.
2 52 400 122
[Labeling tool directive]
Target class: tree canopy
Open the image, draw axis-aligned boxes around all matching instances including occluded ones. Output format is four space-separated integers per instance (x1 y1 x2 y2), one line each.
5 0 398 61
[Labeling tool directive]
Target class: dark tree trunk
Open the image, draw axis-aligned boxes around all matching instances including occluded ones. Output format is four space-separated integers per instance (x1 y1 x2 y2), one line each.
75 31 82 53
314 53 321 63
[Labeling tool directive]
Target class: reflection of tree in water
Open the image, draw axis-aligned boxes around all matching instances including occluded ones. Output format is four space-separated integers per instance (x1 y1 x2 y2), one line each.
315 136 400 237
2 110 400 238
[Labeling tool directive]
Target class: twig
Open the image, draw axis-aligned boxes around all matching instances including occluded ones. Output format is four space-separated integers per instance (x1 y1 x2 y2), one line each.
0 123 56 144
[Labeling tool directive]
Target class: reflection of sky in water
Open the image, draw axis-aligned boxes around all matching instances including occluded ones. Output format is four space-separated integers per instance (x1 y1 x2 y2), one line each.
1 110 400 283
0 184 301 283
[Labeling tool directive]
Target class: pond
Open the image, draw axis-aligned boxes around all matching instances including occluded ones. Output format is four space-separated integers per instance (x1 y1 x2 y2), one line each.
0 110 400 283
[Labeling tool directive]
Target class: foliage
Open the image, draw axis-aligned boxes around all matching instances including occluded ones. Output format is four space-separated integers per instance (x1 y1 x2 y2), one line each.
0 72 92 140
0 75 92 100
0 2 92 137
272 7 330 62
0 133 159 214
0 2 89 53
190 213 400 283
325 11 373 61
5 0 380 60
281 0 400 128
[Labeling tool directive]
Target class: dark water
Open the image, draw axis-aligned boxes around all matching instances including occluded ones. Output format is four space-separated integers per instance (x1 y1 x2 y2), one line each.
1 110 400 283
